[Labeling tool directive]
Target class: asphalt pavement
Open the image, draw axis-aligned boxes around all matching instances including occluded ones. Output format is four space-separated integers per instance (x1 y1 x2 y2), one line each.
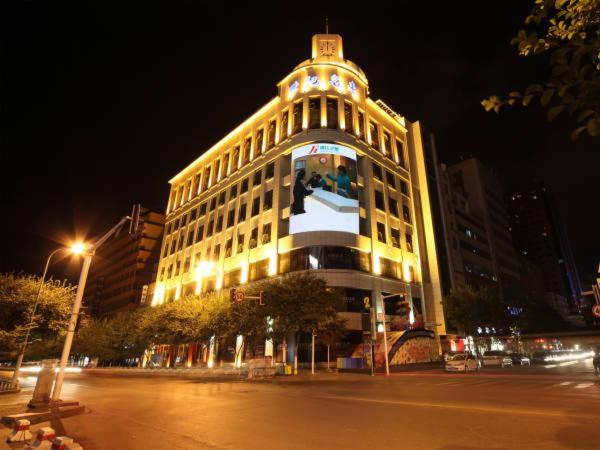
2 359 600 449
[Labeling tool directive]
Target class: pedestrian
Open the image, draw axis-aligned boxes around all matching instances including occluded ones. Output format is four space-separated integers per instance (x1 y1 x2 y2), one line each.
326 165 352 198
291 169 313 215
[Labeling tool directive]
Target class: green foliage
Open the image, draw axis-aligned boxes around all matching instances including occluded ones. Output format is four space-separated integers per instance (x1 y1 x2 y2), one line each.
482 0 600 139
0 273 75 359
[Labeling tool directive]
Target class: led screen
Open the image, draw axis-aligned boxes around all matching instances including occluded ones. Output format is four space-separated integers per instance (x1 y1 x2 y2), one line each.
290 143 359 234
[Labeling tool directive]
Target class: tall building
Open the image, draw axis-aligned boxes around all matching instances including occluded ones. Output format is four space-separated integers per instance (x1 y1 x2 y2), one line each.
152 33 447 355
85 208 165 317
437 158 521 295
508 184 582 308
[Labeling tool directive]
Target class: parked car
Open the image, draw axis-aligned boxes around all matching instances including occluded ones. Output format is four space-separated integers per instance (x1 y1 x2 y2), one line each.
443 351 464 362
482 351 513 368
445 353 481 372
509 353 531 366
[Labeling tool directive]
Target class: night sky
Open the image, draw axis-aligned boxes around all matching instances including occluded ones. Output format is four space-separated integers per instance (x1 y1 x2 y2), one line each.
2 1 598 285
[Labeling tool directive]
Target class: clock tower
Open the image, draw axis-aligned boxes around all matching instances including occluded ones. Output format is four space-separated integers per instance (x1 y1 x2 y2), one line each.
311 34 344 61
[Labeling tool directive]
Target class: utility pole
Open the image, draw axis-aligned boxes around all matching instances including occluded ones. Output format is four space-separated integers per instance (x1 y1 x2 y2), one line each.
311 329 316 375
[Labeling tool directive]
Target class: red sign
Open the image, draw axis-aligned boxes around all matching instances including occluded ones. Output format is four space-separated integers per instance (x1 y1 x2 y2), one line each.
592 304 600 318
235 292 245 302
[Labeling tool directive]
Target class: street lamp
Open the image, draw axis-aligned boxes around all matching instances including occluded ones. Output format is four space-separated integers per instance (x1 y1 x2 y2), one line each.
10 243 86 386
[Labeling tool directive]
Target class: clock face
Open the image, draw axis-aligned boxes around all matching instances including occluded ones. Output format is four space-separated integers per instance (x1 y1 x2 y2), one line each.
319 40 336 56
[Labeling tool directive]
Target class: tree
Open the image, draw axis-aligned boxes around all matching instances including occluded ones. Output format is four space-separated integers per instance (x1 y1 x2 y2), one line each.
0 273 75 360
482 0 600 139
317 316 347 371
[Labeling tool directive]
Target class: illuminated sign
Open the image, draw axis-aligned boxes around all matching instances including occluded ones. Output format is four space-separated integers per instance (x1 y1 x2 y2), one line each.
330 74 342 89
348 80 357 95
288 80 299 98
304 74 320 90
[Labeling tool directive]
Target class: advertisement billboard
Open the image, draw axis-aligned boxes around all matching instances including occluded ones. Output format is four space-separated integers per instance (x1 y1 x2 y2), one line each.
290 143 359 234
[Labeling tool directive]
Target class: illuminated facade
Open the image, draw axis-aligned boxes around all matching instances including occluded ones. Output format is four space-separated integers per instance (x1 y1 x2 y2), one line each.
153 34 447 344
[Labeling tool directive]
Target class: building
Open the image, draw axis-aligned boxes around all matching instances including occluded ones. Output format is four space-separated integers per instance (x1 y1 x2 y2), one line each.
435 158 521 296
85 208 165 317
152 33 447 363
508 183 583 308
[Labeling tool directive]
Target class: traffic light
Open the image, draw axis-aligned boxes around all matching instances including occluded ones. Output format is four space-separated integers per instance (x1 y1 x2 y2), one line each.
230 288 237 304
129 203 141 235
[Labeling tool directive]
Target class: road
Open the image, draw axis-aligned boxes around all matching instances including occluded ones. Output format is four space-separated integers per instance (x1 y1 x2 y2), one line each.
2 360 600 449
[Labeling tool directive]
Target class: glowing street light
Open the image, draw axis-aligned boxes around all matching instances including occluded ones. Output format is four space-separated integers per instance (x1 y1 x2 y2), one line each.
11 243 87 386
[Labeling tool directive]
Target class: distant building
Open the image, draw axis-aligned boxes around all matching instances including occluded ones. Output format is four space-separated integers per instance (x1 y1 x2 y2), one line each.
85 208 165 317
507 184 583 308
436 158 521 296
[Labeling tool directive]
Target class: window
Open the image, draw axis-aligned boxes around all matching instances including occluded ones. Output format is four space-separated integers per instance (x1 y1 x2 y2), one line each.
249 227 258 249
357 111 365 139
238 203 247 222
175 218 180 230
253 169 262 186
215 159 221 181
225 238 233 258
326 97 338 128
255 128 264 155
169 239 176 255
230 184 237 198
265 162 275 179
386 171 396 189
190 208 197 221
388 196 399 217
281 110 289 138
227 209 235 228
184 257 191 273
377 222 387 243
406 233 413 252
162 241 169 258
380 257 400 280
308 97 320 129
242 137 251 165
292 101 302 134
375 190 385 211
372 163 383 181
192 174 200 197
202 166 211 191
391 228 401 248
196 225 204 242
369 121 379 149
264 190 273 210
222 153 230 178
175 260 181 276
400 180 409 196
199 202 207 216
402 204 411 223
383 132 392 158
167 264 173 279
177 234 184 251
262 222 271 244
267 120 276 149
206 219 214 237
279 246 371 274
240 178 249 194
252 196 261 217
237 233 245 253
232 146 240 172
395 139 405 167
187 230 194 247
213 244 221 261
218 191 226 206
249 258 270 282
344 101 353 132
209 197 216 211
216 214 223 232
159 267 165 281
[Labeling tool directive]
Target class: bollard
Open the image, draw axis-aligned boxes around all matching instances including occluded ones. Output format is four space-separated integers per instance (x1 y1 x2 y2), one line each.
26 427 56 449
51 436 74 450
6 419 33 442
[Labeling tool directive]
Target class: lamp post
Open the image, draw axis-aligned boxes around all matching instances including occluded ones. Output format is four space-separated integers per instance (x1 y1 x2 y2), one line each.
11 245 84 386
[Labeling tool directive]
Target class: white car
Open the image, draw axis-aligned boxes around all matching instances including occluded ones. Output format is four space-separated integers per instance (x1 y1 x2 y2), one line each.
482 351 513 368
445 353 481 372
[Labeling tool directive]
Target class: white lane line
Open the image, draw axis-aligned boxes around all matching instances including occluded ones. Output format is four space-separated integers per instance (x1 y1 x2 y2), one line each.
575 383 594 389
557 381 573 386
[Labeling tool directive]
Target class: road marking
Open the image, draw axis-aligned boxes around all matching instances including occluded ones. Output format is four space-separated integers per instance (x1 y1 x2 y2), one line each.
316 395 595 419
557 381 573 386
575 383 594 389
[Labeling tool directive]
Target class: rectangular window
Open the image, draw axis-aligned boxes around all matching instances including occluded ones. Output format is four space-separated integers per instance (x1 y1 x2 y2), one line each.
308 97 320 129
216 214 223 232
255 128 264 155
209 197 216 212
206 220 214 237
225 238 233 258
222 153 230 178
192 174 200 197
292 101 302 134
375 190 385 211
281 110 289 138
263 190 273 210
199 202 207 216
240 178 249 194
169 239 176 255
386 171 396 189
238 203 247 222
177 234 184 251
250 227 258 249
406 233 413 252
202 166 211 191
267 120 276 149
159 267 165 281
377 222 387 243
402 204 411 223
261 222 272 244
227 209 235 228
242 137 251 165
232 146 240 172
253 169 262 186
167 264 173 278
372 163 383 181
175 260 181 276
400 180 409 196
237 233 245 253
265 162 275 179
395 139 405 167
213 244 221 261
218 191 226 206
184 257 191 273
383 132 392 158
388 196 399 217
369 121 379 150
215 159 221 181
187 230 194 247
196 225 204 242
344 101 353 132
357 110 365 139
326 97 338 128
230 184 237 198
162 241 169 258
391 228 401 248
251 196 261 217
190 209 197 221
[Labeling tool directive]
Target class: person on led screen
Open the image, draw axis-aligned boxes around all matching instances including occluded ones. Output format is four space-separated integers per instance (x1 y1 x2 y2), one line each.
326 165 351 198
291 168 313 215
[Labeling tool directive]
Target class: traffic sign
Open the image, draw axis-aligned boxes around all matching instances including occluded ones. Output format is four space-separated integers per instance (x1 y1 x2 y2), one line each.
235 291 245 302
592 304 600 318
